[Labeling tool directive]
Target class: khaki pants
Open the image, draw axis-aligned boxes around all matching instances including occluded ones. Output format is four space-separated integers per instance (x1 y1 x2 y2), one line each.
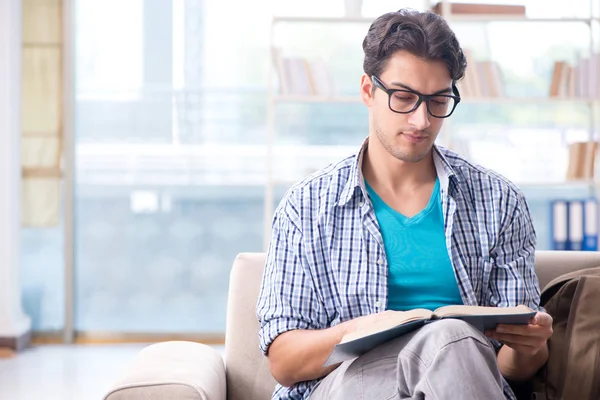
311 319 509 400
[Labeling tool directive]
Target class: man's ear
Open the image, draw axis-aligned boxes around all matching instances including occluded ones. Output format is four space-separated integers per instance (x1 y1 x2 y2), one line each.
360 74 374 107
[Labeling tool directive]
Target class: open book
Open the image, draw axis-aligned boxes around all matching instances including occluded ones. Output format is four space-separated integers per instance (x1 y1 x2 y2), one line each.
323 304 536 367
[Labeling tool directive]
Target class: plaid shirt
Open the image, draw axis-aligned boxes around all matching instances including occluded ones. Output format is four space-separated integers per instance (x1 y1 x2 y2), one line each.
257 143 543 400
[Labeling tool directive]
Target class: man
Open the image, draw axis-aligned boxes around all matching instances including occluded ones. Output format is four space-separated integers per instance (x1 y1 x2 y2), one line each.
256 8 552 400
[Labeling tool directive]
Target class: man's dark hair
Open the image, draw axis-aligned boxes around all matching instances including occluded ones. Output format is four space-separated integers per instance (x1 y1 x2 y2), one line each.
362 9 467 83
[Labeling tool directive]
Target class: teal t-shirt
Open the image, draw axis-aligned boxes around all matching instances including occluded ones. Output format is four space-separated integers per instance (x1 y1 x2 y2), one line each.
365 178 463 311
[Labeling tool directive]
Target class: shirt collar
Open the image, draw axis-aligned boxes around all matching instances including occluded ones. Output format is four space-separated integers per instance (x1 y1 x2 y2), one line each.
338 138 369 206
433 145 461 194
338 139 460 206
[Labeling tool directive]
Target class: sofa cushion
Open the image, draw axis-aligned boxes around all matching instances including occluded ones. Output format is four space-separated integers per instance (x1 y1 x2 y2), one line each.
103 341 226 400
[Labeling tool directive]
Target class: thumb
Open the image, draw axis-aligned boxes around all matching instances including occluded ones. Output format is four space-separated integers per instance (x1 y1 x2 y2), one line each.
532 312 552 326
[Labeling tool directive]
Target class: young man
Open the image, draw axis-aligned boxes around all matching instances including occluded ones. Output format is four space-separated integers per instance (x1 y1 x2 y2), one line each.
256 8 552 400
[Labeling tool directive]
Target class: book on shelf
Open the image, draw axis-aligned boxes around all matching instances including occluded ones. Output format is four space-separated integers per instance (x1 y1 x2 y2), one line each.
566 141 598 181
550 54 600 99
323 304 536 367
431 2 526 16
272 47 334 97
457 49 504 98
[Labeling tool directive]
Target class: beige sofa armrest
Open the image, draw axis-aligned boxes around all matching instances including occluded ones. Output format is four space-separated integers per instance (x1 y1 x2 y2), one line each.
103 341 226 400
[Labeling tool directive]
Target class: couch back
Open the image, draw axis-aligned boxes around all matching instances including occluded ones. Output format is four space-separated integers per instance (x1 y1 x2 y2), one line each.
224 250 600 400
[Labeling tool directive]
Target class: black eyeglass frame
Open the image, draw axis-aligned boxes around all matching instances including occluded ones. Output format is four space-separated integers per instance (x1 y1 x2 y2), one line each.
371 75 461 118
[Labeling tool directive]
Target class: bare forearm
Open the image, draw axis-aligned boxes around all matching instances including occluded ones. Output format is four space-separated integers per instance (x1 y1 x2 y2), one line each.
267 323 348 387
497 343 548 381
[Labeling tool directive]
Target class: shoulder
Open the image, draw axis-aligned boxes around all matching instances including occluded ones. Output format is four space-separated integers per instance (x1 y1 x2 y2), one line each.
274 151 357 227
438 146 528 212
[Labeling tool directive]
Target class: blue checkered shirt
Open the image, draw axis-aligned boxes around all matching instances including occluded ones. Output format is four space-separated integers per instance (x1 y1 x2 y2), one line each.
257 143 543 400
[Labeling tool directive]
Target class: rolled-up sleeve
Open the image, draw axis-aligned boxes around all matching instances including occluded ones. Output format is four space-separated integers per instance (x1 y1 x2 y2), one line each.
256 203 325 355
489 193 544 313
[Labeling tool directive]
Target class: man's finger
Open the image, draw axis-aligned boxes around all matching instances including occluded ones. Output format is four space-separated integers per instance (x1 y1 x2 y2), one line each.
495 324 540 336
490 331 541 347
533 312 553 327
501 341 540 356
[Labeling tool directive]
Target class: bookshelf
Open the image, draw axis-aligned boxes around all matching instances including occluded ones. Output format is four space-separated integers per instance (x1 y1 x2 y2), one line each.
263 0 600 247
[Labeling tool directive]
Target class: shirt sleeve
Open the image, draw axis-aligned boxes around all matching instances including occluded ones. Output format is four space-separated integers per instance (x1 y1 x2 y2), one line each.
486 193 543 351
488 192 544 313
256 203 326 356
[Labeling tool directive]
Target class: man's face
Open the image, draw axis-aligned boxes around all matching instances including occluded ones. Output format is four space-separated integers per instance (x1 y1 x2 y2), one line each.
361 50 453 163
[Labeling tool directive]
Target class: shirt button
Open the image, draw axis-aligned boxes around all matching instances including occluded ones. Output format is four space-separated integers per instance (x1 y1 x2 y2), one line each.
374 301 381 308
377 258 383 265
359 201 364 207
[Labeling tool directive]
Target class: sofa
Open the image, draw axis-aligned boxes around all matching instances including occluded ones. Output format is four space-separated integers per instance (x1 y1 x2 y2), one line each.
103 250 600 400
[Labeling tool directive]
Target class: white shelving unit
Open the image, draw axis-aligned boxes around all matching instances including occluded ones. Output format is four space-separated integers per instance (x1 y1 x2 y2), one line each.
263 0 600 248
263 13 376 247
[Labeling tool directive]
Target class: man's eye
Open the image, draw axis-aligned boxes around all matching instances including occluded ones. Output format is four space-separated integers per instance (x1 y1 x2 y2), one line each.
393 95 415 102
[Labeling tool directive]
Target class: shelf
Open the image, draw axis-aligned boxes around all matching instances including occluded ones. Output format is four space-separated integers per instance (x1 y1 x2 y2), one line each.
273 95 362 103
273 95 598 104
268 179 600 190
445 15 594 23
271 15 599 25
272 16 374 25
516 180 597 188
461 97 598 104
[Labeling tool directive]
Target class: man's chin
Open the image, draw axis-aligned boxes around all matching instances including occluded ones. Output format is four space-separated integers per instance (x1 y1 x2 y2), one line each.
390 145 432 163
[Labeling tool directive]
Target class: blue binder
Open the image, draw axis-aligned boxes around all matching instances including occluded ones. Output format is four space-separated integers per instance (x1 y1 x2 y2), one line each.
568 199 584 251
550 199 568 250
583 198 598 251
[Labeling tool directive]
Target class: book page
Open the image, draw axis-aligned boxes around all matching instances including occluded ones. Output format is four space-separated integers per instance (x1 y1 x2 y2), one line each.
433 304 533 318
340 309 432 343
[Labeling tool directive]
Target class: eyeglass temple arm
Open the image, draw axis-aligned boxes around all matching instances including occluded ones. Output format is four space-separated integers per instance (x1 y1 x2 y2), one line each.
452 82 461 99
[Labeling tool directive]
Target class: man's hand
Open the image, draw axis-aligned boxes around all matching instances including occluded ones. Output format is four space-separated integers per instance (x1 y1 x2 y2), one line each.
491 312 553 381
267 310 402 387
485 312 553 356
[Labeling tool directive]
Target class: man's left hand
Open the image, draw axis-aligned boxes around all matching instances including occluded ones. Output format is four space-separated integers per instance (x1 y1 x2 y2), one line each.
485 312 553 356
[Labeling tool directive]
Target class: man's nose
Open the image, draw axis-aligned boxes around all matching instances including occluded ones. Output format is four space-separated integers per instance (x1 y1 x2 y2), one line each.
407 101 431 131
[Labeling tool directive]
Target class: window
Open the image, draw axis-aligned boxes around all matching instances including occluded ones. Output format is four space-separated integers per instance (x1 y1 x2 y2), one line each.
21 0 598 332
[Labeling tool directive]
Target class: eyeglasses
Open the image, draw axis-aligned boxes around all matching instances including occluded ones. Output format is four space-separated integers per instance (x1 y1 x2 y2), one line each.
371 75 461 118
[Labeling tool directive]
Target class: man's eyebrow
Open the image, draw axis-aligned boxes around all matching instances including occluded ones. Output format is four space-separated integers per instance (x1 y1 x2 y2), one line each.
389 81 453 95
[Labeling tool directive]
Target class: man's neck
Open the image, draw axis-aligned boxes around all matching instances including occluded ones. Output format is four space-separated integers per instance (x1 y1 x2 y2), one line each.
362 139 437 196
